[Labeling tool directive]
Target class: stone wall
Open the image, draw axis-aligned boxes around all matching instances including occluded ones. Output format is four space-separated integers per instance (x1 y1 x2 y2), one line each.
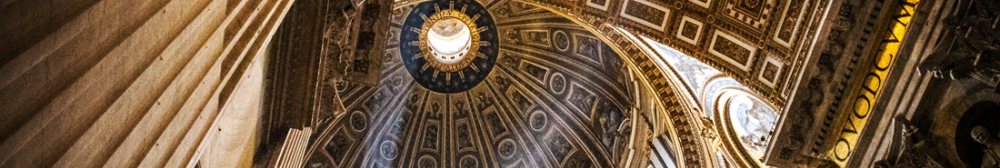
0 0 293 167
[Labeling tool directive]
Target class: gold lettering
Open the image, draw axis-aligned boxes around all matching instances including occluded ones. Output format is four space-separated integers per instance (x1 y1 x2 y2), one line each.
853 96 871 119
875 54 893 71
862 72 882 94
834 138 852 161
843 117 860 134
830 0 918 166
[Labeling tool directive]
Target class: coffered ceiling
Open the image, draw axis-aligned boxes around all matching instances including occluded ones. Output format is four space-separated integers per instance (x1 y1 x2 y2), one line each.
513 0 831 109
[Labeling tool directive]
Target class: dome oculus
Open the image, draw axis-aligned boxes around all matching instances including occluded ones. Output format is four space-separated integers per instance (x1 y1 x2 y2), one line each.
399 0 499 93
420 9 480 72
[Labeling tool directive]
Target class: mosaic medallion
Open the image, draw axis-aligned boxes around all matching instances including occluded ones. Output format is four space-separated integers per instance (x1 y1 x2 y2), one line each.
400 0 499 93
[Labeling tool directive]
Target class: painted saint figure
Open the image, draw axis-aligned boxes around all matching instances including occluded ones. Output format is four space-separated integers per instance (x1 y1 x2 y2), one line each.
728 94 777 160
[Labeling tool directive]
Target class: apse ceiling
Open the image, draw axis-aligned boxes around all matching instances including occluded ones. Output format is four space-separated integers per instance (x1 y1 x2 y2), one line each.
303 0 640 167
641 35 778 167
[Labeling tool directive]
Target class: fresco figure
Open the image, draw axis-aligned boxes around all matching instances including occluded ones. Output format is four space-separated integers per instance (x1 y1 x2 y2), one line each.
729 95 777 159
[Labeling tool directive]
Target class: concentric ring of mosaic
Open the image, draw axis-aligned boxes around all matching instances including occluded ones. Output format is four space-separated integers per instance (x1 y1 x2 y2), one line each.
419 9 480 72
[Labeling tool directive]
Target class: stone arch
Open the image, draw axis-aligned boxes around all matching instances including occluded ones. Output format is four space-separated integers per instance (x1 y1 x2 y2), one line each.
512 0 827 109
477 0 800 166
934 89 1000 167
502 1 712 166
703 77 757 118
712 89 779 168
498 0 797 166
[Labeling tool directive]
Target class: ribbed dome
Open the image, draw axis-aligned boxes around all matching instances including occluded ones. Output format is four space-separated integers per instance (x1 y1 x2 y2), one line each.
308 0 638 167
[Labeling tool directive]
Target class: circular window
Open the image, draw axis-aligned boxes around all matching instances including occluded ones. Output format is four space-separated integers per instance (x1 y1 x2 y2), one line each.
399 0 498 93
427 18 472 64
415 9 481 73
